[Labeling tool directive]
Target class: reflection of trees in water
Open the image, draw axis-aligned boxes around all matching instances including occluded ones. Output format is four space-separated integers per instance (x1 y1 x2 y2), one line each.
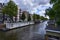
5 33 17 40
0 31 17 40
0 22 47 40
5 31 17 40
0 31 6 40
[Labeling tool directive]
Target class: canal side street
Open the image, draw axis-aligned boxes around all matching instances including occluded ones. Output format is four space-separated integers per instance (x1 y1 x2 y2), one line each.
0 0 59 40
0 1 43 31
0 21 48 40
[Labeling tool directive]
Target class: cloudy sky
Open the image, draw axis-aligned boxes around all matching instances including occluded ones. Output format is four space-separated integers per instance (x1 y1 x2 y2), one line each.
0 0 52 16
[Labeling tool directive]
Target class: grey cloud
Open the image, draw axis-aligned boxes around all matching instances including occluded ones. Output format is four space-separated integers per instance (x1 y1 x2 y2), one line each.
32 0 50 5
0 0 50 10
0 0 51 16
6 0 50 11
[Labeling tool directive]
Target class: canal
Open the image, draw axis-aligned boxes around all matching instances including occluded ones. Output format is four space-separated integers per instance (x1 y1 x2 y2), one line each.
0 21 48 40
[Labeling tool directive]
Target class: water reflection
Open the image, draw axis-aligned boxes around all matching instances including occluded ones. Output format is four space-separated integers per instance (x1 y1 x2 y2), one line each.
0 21 48 40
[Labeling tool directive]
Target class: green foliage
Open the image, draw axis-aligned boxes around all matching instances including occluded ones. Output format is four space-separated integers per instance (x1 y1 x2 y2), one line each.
56 21 60 25
37 15 40 19
45 8 55 20
33 14 36 20
27 14 31 21
33 14 40 21
2 0 18 17
2 0 18 22
40 16 47 20
50 0 60 25
50 0 57 4
21 12 26 21
40 16 44 20
44 18 48 20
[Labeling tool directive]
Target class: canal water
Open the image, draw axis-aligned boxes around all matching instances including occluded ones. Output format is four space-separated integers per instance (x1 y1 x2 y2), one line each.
0 21 48 40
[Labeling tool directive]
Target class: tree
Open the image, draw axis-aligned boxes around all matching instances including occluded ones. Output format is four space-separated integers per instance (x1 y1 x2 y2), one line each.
2 0 18 22
21 12 26 21
50 0 60 25
36 15 40 20
40 16 48 20
28 14 31 21
40 16 44 20
33 14 36 21
33 14 40 21
45 8 55 20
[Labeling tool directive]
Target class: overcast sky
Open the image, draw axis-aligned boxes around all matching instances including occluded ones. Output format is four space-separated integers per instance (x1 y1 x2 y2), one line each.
0 0 52 16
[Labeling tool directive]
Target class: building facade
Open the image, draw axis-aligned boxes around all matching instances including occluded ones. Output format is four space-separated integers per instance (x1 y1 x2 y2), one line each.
0 3 33 23
21 11 33 21
0 3 5 23
16 7 22 22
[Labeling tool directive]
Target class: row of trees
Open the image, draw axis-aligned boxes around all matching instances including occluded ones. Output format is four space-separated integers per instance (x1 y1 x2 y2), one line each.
33 14 40 21
21 13 48 22
2 0 32 22
40 16 48 20
21 12 31 21
2 0 48 23
45 0 60 26
33 14 48 21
